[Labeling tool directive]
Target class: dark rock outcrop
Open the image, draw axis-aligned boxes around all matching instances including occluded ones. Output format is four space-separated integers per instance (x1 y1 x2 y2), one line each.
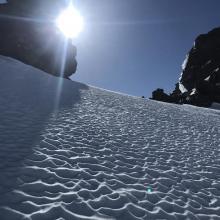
152 27 220 107
151 89 172 103
169 83 182 103
0 0 77 79
179 27 220 106
151 84 183 104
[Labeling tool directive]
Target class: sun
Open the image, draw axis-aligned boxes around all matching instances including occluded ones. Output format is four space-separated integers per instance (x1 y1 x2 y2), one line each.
56 5 84 39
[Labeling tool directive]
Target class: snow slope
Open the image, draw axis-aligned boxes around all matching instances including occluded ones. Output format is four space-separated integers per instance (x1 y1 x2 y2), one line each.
0 56 220 220
211 103 220 111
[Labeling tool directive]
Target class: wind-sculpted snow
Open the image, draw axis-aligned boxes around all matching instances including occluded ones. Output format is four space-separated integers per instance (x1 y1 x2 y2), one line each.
0 57 220 219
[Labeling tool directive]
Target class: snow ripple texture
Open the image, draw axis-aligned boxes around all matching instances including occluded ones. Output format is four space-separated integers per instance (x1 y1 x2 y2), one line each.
0 56 220 220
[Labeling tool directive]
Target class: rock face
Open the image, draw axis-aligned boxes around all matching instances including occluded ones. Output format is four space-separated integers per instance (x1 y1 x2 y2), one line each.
0 0 77 79
179 27 220 106
152 27 220 107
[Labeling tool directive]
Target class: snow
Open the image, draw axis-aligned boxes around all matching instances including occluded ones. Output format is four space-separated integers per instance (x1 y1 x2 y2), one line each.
211 102 220 110
179 82 188 94
0 56 220 220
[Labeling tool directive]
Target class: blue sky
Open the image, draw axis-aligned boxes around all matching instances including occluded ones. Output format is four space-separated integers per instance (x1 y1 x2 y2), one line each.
71 0 220 97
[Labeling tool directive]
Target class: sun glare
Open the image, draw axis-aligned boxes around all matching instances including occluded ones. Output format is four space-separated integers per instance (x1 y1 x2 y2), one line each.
56 5 84 39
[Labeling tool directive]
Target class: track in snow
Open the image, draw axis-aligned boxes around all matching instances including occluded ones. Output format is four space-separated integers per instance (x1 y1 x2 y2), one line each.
0 57 220 220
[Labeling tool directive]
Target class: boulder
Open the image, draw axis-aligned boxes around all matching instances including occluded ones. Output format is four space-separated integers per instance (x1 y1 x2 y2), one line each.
0 0 77 79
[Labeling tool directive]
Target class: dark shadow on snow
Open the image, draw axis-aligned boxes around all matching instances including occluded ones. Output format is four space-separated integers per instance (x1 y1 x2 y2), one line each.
0 56 88 211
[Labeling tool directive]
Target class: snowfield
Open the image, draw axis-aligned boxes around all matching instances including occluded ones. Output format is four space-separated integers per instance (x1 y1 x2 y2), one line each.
0 56 220 220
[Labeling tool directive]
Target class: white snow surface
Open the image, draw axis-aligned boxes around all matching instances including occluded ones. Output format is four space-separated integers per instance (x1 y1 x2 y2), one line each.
0 56 220 220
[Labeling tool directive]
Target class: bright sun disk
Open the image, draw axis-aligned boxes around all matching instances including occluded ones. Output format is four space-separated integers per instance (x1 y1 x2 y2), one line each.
56 5 84 39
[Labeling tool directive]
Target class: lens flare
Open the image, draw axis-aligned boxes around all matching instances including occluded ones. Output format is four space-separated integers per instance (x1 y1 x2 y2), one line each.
56 5 83 38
